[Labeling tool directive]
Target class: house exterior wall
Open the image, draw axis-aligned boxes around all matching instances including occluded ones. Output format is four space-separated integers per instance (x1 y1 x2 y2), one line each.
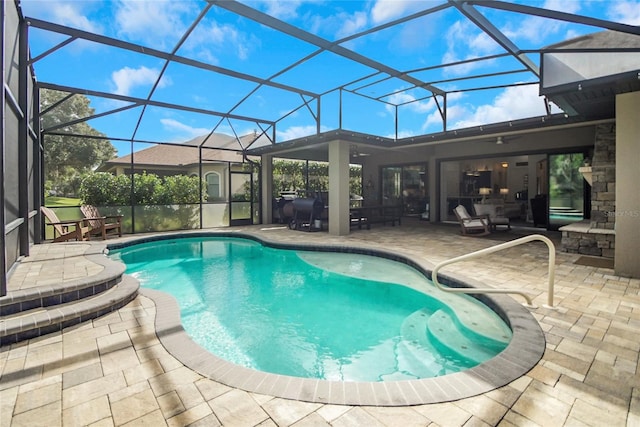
542 51 640 89
615 91 640 277
361 124 597 221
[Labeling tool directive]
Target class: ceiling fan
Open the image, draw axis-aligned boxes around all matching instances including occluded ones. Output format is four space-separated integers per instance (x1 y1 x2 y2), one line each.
350 145 371 157
490 135 522 145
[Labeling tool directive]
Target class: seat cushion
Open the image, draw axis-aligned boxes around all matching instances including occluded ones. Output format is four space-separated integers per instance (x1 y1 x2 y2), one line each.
491 217 510 225
465 219 488 228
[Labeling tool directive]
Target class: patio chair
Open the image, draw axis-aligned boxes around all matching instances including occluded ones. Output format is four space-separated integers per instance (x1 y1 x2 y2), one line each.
81 205 123 240
473 203 511 231
41 206 91 242
453 205 491 236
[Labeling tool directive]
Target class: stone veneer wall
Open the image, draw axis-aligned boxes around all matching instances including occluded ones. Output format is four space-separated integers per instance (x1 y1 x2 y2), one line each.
561 124 616 258
590 124 616 229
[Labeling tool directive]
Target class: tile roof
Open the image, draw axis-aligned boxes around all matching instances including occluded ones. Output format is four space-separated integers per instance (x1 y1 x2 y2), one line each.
101 133 260 168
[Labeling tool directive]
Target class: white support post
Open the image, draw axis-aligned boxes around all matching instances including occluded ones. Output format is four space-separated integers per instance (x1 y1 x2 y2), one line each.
328 140 350 236
261 155 273 225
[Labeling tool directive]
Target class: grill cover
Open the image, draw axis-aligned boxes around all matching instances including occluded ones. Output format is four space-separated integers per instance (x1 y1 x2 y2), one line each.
292 197 324 216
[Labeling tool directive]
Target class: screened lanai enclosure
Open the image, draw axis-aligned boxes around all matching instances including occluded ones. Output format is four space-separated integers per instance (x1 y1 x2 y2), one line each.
3 0 640 294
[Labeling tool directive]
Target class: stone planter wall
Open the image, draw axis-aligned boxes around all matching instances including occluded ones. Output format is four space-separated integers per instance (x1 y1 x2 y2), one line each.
561 221 615 258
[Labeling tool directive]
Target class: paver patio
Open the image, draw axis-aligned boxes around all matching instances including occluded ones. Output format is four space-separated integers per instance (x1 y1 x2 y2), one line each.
1 220 639 426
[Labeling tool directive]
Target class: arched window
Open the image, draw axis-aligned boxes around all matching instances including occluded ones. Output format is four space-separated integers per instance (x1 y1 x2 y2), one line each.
205 172 221 200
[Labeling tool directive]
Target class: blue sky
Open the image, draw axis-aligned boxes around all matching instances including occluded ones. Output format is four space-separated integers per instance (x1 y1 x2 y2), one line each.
21 0 640 155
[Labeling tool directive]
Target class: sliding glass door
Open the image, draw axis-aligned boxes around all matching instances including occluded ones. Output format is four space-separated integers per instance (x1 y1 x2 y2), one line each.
381 164 428 217
548 153 585 229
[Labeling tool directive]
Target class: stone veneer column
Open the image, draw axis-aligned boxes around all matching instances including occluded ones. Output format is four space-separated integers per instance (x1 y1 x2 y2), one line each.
590 124 616 229
560 124 616 258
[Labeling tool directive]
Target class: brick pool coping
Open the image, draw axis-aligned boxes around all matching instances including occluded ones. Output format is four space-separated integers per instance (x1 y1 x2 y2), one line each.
113 231 545 406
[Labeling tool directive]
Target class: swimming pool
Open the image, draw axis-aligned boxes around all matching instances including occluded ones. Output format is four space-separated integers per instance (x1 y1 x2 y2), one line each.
108 232 545 405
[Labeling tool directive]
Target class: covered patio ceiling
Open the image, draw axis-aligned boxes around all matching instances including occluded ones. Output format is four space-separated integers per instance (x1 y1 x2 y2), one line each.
23 0 640 157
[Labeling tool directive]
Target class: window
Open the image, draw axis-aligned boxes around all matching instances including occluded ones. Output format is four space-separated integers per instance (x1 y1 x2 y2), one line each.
205 172 221 200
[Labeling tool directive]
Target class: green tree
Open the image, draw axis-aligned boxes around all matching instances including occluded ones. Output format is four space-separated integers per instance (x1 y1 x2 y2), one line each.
272 159 362 197
78 172 118 206
79 172 206 206
41 89 117 196
550 153 584 208
78 172 131 205
131 172 163 205
160 175 207 204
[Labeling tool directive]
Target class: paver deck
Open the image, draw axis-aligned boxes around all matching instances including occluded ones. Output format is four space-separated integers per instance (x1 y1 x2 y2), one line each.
1 219 639 426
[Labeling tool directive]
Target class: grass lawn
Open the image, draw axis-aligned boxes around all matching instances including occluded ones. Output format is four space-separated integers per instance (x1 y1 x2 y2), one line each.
43 197 82 240
45 196 81 207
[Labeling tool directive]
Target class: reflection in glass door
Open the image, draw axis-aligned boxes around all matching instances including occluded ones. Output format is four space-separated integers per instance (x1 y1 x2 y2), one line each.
381 164 428 217
230 171 253 226
548 153 585 229
382 167 401 206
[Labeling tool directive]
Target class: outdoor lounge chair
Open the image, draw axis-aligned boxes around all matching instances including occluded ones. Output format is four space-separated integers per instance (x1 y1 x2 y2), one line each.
453 205 491 236
473 203 511 231
81 205 123 240
41 206 91 242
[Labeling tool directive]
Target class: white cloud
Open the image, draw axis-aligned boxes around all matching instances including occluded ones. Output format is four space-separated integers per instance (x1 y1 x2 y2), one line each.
503 0 580 44
116 0 255 63
563 29 581 41
449 84 554 129
21 0 103 33
418 90 464 130
160 118 210 141
114 1 192 47
186 20 257 62
607 0 640 25
468 31 496 53
336 11 369 39
503 17 560 44
111 66 171 96
277 125 330 141
442 20 501 75
421 107 447 130
20 0 104 54
51 3 102 33
387 91 435 114
370 0 426 24
307 10 370 48
391 129 419 139
542 0 581 14
261 1 303 19
279 109 299 119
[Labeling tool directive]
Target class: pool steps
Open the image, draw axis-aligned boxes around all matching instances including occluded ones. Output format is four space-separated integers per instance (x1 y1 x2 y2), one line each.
401 304 511 366
426 310 508 364
296 250 512 339
0 249 139 346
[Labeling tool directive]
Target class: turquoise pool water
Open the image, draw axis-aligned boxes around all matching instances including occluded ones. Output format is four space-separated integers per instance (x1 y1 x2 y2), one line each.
110 236 511 382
